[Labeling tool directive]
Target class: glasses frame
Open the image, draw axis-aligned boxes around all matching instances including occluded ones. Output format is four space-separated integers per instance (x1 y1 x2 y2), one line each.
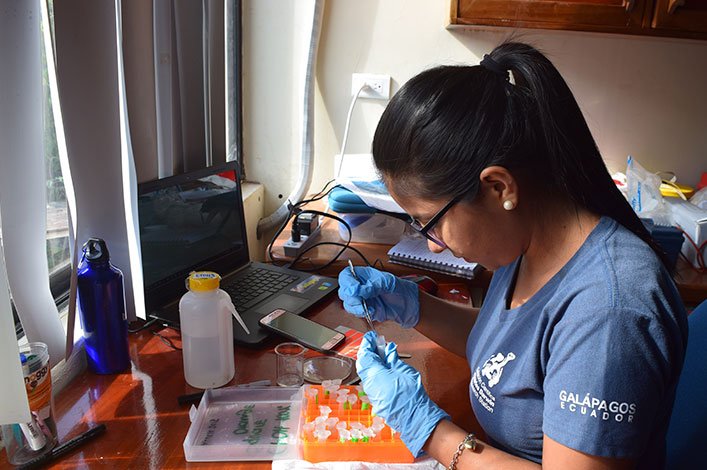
409 192 466 248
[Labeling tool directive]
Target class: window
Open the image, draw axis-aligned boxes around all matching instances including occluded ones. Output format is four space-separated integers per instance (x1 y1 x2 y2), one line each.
12 1 70 339
43 1 70 306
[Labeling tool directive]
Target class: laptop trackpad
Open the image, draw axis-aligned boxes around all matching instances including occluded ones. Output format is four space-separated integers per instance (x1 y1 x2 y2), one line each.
255 294 309 314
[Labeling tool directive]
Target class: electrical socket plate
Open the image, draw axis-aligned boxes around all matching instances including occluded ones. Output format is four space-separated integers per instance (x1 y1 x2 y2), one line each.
351 73 391 100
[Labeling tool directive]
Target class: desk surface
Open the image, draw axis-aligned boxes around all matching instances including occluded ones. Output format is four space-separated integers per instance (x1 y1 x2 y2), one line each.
0 297 478 469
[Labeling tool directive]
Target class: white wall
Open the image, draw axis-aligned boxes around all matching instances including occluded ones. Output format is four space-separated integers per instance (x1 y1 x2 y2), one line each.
243 0 707 217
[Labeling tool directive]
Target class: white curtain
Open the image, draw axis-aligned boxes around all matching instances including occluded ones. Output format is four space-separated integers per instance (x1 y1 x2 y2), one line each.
53 0 142 323
0 244 30 425
122 0 226 183
0 0 60 424
0 1 231 426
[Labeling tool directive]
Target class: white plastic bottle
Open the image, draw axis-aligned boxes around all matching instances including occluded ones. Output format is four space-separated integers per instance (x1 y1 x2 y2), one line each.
179 271 249 389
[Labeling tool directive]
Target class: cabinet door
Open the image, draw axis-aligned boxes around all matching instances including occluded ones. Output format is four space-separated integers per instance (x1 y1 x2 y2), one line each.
651 0 707 36
452 0 648 35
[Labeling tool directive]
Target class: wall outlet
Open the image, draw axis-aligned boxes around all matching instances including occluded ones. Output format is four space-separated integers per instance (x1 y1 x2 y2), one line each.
351 73 391 100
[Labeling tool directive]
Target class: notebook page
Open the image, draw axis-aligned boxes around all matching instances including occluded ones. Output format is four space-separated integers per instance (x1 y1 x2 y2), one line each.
387 237 478 271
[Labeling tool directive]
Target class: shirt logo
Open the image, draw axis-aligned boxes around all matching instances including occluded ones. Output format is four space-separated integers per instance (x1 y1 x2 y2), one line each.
481 352 516 388
472 352 516 413
558 390 637 423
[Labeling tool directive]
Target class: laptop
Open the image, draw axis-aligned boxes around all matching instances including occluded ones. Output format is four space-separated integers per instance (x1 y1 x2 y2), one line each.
137 161 338 346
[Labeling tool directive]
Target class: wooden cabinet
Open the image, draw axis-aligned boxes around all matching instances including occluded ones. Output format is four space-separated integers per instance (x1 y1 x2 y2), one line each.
450 0 707 40
651 0 707 37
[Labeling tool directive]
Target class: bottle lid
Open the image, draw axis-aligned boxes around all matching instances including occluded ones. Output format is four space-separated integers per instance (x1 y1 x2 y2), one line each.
83 238 110 263
187 271 221 292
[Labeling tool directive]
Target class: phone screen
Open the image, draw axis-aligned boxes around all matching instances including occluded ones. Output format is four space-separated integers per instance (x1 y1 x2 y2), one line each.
260 309 345 351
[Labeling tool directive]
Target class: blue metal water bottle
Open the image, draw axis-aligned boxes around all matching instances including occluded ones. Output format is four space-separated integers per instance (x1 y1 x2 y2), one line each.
77 238 131 374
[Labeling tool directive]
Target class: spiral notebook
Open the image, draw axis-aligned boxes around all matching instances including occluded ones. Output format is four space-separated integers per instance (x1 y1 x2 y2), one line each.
387 236 481 279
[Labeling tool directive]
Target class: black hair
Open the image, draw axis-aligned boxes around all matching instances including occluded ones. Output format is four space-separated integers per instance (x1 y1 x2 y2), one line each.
372 41 668 266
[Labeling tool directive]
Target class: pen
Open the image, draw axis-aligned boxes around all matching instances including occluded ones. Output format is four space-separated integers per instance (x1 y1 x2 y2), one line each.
347 260 386 357
347 260 376 333
18 423 107 470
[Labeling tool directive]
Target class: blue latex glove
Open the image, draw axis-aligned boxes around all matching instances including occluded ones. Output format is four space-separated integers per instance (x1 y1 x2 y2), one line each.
338 266 420 328
356 331 450 457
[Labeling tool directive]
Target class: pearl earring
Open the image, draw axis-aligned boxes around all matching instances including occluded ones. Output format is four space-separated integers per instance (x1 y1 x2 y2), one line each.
503 200 515 211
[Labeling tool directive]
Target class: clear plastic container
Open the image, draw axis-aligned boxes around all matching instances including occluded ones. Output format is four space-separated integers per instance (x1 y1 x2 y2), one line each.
179 272 237 389
0 343 58 465
182 385 413 463
337 213 406 244
183 386 303 461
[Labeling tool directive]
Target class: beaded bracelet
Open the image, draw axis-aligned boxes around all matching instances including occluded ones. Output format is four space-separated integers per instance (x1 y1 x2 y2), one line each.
448 433 477 470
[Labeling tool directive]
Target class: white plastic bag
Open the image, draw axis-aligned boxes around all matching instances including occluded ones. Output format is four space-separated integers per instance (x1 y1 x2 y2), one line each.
626 155 672 225
690 186 707 210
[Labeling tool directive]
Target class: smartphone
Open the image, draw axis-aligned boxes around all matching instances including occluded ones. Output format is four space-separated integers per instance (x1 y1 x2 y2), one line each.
259 309 345 352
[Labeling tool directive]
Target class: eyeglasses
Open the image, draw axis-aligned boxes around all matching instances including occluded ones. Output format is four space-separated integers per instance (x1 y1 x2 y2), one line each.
409 193 465 248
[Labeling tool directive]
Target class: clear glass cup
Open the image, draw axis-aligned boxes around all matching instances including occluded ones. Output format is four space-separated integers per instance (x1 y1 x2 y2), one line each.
275 342 305 387
1 342 58 465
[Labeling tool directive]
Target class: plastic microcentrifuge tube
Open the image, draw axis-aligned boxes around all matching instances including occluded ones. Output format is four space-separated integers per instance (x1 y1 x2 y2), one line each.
302 422 315 440
338 428 351 443
356 385 365 397
364 426 379 442
360 395 371 410
350 428 364 442
325 417 339 428
318 405 332 418
349 421 364 431
314 416 327 427
375 334 386 358
336 394 348 412
362 427 375 442
331 378 343 386
313 428 331 443
347 394 358 409
371 421 385 434
307 387 319 404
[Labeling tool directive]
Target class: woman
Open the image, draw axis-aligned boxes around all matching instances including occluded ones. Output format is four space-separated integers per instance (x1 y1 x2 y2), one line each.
338 42 687 469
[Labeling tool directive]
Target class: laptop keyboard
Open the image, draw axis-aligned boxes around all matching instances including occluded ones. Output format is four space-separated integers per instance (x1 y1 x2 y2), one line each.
223 268 298 312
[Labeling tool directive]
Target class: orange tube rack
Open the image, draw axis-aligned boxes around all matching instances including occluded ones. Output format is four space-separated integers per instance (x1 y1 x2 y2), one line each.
299 385 414 463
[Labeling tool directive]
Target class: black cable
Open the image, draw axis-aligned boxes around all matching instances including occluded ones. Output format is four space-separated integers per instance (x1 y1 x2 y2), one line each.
128 318 158 334
266 181 340 266
286 210 353 272
290 242 377 271
151 329 182 350
264 179 397 273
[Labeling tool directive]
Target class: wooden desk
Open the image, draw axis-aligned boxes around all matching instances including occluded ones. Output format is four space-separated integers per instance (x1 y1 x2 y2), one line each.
674 258 707 307
0 297 478 469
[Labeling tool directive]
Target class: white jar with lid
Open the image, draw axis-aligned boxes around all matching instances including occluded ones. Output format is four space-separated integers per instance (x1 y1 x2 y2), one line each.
179 271 249 388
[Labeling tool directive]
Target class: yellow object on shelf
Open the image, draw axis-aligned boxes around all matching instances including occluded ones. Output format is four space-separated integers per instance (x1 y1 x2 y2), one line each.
660 181 694 199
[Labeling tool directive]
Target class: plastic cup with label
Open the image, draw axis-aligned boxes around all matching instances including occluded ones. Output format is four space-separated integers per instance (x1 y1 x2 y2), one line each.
275 342 305 387
0 342 58 465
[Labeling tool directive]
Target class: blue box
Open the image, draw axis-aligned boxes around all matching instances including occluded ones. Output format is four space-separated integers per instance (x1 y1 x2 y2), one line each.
641 218 684 272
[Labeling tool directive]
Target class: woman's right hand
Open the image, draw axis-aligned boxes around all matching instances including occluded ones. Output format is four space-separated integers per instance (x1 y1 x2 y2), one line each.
337 266 420 328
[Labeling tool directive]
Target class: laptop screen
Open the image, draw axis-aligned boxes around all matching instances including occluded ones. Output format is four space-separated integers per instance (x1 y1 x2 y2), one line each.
137 161 250 312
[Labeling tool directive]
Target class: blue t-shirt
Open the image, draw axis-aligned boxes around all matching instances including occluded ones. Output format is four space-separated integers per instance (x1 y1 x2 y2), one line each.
466 216 687 467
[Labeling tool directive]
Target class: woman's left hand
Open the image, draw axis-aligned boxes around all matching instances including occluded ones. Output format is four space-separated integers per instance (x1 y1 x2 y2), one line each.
356 331 450 457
